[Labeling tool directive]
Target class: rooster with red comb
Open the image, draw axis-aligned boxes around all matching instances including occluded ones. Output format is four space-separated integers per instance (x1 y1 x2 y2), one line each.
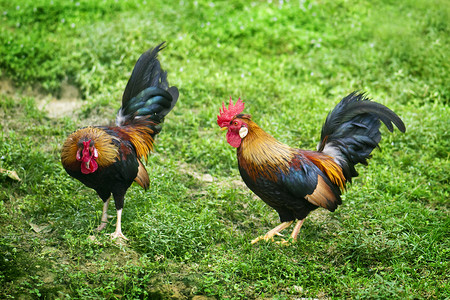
61 43 178 240
217 93 405 244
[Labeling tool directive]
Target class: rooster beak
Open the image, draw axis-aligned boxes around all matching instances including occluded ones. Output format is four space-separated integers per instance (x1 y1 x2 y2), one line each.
221 127 228 131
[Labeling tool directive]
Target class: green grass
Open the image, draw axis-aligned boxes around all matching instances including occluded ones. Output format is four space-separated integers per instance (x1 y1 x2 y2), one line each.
1 0 449 298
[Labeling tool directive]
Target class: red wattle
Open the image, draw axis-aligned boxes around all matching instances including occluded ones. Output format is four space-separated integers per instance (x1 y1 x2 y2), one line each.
80 158 98 174
226 131 242 148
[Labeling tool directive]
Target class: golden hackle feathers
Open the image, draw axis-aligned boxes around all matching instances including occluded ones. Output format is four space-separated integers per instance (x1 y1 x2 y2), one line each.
120 124 156 161
61 127 119 170
238 120 294 181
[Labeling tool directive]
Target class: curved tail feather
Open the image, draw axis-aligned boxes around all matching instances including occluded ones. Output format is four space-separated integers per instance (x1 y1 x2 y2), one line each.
116 42 179 128
115 43 178 161
317 92 405 181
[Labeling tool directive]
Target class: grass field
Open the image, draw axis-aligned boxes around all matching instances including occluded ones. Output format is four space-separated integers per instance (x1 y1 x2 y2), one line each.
1 0 449 299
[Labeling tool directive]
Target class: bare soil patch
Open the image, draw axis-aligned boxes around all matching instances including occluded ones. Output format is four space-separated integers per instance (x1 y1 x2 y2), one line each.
0 78 83 118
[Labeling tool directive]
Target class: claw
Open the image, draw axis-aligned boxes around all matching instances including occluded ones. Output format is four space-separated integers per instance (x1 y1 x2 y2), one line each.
251 221 293 244
109 208 128 240
110 230 129 241
95 222 108 232
251 236 264 244
275 238 292 246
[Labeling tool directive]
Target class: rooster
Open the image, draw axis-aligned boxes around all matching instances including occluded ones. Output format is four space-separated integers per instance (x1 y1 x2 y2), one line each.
61 43 178 240
217 93 405 244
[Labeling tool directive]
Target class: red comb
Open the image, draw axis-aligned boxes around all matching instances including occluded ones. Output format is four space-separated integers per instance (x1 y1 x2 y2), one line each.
217 97 245 127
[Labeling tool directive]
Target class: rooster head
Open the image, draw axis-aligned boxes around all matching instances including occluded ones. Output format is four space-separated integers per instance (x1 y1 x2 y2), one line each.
76 139 99 174
217 97 250 148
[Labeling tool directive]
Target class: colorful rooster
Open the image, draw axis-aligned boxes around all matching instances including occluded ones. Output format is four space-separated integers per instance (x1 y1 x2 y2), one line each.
217 93 405 244
61 43 178 240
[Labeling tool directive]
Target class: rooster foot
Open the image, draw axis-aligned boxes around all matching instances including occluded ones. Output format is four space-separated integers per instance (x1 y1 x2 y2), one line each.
250 232 282 244
251 221 294 244
275 238 296 246
250 235 265 244
110 231 129 241
95 222 108 232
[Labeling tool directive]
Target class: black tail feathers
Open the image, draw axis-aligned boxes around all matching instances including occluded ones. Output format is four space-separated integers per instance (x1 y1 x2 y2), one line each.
318 92 405 181
117 42 179 127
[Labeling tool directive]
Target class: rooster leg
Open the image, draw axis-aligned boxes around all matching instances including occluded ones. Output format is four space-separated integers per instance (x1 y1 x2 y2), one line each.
274 220 306 246
251 221 294 244
95 198 110 232
290 219 305 241
110 209 129 240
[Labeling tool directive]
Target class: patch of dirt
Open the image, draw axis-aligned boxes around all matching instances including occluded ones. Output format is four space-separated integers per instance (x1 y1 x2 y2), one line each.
192 296 216 300
144 270 217 300
0 78 15 94
0 78 84 118
97 243 141 266
37 80 83 118
178 162 216 183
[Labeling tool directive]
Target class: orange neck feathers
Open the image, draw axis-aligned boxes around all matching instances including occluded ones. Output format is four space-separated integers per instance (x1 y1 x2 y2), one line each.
238 120 295 181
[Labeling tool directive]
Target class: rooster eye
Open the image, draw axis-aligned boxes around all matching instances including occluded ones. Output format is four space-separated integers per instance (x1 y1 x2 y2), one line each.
233 121 239 126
